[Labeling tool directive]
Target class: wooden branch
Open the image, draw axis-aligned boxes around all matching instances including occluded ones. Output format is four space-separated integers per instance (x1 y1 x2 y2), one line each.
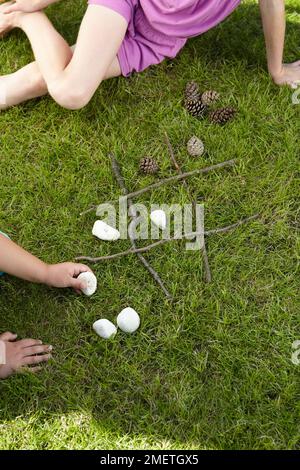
76 214 259 263
112 159 236 202
164 132 189 191
164 132 212 283
80 158 236 216
109 153 173 301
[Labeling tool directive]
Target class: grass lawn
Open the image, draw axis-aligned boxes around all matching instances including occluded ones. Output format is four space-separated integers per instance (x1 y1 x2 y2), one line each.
0 0 299 450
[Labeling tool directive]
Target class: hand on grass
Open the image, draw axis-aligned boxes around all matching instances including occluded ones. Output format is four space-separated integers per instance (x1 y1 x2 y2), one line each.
272 61 300 89
45 262 93 293
0 332 52 379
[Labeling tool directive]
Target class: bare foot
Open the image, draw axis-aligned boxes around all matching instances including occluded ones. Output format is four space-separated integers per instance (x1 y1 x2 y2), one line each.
272 61 300 89
0 332 52 379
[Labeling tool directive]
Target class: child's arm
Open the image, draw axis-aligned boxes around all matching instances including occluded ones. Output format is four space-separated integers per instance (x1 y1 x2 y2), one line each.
0 233 91 290
259 0 300 87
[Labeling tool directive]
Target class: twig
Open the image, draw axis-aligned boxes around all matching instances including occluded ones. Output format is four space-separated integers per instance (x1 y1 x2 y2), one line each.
80 159 236 216
76 214 259 263
164 132 212 283
200 241 212 283
80 204 98 216
111 159 235 201
109 153 173 301
164 132 189 191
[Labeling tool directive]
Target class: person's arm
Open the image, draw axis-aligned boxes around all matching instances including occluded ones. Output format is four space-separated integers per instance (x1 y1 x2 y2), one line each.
259 0 300 87
0 233 91 289
3 0 60 14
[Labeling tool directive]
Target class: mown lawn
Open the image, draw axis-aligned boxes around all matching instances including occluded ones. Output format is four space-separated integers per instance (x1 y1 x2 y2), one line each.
0 0 299 450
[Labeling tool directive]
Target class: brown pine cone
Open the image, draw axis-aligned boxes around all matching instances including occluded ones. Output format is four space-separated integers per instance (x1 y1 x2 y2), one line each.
185 81 200 101
209 107 236 125
187 136 205 157
201 90 220 106
184 98 207 118
139 157 159 175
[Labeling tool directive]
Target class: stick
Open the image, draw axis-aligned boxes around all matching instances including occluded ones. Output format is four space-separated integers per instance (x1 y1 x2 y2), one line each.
109 153 173 301
76 214 259 263
80 159 236 216
164 132 212 283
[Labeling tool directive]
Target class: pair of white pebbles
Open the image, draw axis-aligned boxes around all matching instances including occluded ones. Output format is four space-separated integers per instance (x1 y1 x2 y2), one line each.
78 272 140 339
77 209 167 339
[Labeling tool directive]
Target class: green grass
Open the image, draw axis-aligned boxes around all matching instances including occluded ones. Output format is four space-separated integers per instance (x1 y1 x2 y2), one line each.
0 0 299 450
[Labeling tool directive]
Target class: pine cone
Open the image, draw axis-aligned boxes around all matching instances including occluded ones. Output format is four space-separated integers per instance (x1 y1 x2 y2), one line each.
185 81 200 101
184 98 207 118
187 136 205 157
139 157 159 175
209 107 236 125
201 90 220 106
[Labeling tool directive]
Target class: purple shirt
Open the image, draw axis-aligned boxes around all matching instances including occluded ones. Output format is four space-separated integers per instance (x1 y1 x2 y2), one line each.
88 0 242 75
139 0 241 38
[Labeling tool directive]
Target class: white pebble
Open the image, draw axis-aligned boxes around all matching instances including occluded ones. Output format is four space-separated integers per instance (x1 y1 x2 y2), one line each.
117 307 140 334
93 319 117 339
78 272 97 296
92 220 121 241
150 210 167 230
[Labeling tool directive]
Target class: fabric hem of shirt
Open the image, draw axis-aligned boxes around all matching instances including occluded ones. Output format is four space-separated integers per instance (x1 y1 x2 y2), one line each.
87 0 132 25
117 43 132 77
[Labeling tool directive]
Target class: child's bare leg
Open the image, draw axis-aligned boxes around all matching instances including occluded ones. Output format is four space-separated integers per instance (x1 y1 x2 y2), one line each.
0 50 121 110
0 62 47 109
0 331 52 379
1 5 127 109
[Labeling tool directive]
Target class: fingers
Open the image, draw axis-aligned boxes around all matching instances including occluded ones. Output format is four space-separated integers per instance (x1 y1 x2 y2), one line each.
23 353 52 366
69 276 85 291
23 345 52 357
18 338 43 348
73 263 93 276
3 5 19 15
70 264 93 291
0 332 17 342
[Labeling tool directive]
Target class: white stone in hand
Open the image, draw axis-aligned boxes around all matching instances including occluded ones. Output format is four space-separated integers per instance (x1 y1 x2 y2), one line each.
78 272 97 296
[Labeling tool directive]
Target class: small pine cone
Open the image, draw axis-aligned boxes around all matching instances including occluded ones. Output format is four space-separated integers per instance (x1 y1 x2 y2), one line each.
187 136 205 157
185 81 200 101
139 157 159 175
201 90 220 106
184 98 207 118
209 107 236 125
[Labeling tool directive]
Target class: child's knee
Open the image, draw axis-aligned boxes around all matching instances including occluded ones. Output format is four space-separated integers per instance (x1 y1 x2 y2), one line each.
48 79 93 110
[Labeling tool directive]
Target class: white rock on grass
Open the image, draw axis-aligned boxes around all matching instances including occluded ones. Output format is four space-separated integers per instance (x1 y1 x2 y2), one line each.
78 272 97 297
117 307 140 334
92 220 120 241
93 319 117 339
150 209 167 230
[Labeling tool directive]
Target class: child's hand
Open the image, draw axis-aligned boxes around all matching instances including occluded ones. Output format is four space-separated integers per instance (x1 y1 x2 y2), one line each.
45 262 93 293
272 61 300 89
2 0 48 14
0 332 52 379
